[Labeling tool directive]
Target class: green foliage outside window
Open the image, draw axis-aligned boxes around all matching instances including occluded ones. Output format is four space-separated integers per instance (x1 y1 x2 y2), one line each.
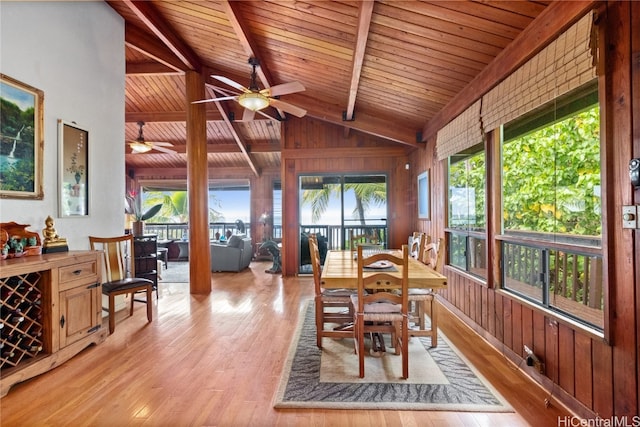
502 106 601 237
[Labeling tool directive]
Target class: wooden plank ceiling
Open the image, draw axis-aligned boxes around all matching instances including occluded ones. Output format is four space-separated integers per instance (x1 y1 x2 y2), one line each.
107 0 550 177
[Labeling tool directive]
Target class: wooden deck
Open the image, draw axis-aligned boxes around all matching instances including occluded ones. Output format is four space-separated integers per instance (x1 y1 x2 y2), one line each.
0 261 572 426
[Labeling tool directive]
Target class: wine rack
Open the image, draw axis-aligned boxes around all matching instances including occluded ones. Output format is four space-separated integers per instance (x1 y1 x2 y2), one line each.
1 251 107 397
1 272 45 369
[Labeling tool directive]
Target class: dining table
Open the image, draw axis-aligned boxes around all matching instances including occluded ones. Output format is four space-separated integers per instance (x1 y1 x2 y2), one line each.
320 249 448 349
320 249 448 290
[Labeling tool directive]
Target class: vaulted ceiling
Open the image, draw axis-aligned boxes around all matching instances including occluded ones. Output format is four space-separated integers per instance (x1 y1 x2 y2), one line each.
108 0 552 177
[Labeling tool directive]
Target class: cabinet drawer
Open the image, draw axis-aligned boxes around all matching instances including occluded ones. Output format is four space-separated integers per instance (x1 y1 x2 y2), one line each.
59 261 98 287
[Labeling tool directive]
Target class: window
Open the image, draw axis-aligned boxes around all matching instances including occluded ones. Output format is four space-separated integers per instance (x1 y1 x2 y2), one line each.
447 146 487 279
500 84 603 330
299 174 387 273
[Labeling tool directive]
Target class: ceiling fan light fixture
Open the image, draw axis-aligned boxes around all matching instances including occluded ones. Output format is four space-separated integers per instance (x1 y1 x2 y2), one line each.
238 92 269 111
130 142 152 153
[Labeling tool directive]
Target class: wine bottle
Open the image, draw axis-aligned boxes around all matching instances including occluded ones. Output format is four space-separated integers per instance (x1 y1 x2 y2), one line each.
20 343 43 353
8 311 24 324
2 350 15 358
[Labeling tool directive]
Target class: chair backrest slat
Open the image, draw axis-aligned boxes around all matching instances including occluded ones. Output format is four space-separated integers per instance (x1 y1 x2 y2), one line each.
356 245 409 314
89 235 133 283
308 233 322 294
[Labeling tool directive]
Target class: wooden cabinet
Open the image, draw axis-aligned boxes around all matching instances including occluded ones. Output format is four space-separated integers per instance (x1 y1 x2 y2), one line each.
133 235 157 293
0 251 107 397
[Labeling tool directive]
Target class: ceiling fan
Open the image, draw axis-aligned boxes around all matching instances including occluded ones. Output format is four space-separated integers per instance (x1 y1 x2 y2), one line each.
193 58 307 121
127 121 176 154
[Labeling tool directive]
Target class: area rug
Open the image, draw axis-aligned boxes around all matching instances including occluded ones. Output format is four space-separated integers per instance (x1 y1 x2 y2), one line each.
159 261 189 283
273 301 513 412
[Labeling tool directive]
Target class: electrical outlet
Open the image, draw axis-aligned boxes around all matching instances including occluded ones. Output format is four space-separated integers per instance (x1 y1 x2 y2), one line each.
523 345 545 374
622 205 638 229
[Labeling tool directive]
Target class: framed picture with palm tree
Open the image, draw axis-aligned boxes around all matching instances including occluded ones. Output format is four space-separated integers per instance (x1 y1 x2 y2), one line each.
0 74 44 200
58 119 89 216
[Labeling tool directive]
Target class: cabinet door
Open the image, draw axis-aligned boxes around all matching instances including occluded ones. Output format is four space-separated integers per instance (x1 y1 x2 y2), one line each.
59 284 101 348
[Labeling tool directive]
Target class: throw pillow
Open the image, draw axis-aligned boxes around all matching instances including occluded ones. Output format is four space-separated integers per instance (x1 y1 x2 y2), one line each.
227 235 243 248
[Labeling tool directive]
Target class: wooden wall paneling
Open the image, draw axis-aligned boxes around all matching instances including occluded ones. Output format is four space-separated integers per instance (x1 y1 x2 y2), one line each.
281 117 412 275
281 158 298 275
469 281 477 323
521 305 533 357
487 286 496 337
605 0 638 417
494 292 504 342
511 302 523 359
592 337 614 417
424 4 639 419
480 285 488 330
558 323 576 397
544 320 559 384
503 296 513 351
532 311 545 362
574 333 593 409
632 0 640 417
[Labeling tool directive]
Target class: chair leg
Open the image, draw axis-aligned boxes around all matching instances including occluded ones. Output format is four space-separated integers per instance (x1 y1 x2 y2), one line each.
315 297 323 348
109 294 116 334
357 316 365 378
401 318 409 379
417 300 426 330
430 296 438 347
130 292 135 316
146 286 153 323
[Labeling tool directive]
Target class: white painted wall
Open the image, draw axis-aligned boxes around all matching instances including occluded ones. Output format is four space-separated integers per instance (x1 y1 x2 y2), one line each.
0 1 125 249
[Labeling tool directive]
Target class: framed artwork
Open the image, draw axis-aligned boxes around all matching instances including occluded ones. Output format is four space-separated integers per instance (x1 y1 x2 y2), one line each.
417 170 430 220
58 120 89 217
0 74 44 199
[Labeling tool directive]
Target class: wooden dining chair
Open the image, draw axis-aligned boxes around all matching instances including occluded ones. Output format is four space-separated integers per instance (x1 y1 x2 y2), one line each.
351 244 409 379
89 235 153 334
309 234 354 348
408 232 428 259
408 237 444 346
349 229 383 252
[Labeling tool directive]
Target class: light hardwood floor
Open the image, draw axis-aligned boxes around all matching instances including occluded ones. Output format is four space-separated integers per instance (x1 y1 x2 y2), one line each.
1 261 570 426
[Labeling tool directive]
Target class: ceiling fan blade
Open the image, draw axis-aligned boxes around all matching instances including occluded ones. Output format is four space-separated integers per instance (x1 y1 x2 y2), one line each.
192 95 238 104
242 108 256 121
262 81 305 97
212 75 250 93
152 146 177 154
147 142 173 147
269 98 307 118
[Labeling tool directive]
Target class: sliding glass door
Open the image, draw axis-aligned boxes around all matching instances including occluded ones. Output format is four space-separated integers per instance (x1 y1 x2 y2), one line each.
299 174 387 273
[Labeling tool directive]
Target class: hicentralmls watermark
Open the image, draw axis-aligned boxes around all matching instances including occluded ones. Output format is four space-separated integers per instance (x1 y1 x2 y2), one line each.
558 416 640 427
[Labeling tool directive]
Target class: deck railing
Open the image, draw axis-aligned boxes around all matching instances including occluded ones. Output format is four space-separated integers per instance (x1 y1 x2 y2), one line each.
144 222 257 241
299 225 388 250
500 235 603 330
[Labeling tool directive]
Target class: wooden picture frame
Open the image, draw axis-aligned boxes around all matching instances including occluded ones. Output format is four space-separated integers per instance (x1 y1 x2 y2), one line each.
0 74 44 199
58 120 89 217
417 170 430 220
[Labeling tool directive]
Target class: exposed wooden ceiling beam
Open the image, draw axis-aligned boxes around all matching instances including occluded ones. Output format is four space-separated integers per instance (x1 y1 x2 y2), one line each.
344 1 374 122
125 142 280 156
421 0 596 141
126 110 227 123
124 23 186 73
212 100 261 177
121 0 202 72
222 0 289 118
126 61 181 76
294 95 418 147
222 0 275 88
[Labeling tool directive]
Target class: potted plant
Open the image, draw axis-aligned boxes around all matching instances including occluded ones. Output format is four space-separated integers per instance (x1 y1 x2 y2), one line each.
126 191 163 236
